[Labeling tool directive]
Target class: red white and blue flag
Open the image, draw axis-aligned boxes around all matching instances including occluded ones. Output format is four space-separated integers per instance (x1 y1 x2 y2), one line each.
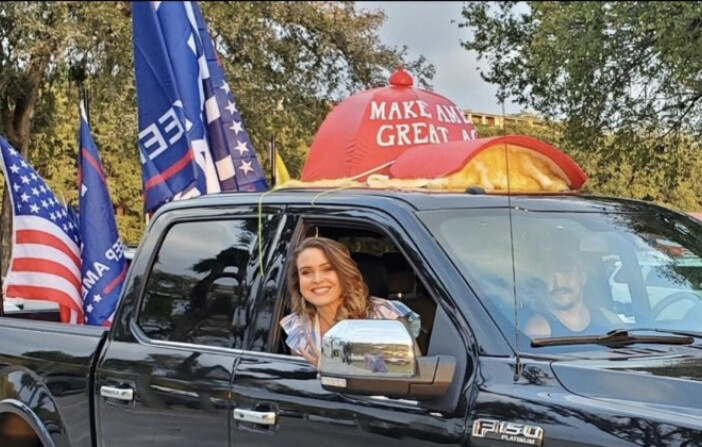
0 138 83 323
131 1 268 214
78 103 127 326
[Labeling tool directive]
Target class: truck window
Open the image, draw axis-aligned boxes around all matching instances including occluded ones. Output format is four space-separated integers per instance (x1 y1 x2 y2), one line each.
274 224 437 356
419 209 702 353
137 218 266 349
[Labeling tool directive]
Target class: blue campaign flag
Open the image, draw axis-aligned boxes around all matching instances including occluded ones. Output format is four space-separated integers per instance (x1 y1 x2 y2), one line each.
131 1 268 214
78 103 127 326
191 3 268 193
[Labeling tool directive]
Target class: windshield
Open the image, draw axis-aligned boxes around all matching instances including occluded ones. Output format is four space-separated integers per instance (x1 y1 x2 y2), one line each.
419 208 702 353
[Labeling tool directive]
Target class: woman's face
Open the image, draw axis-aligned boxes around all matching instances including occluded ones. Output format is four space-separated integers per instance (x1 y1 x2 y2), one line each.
297 247 343 310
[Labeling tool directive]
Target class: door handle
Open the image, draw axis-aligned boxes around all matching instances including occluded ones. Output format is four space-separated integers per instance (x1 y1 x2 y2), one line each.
233 408 277 426
100 386 134 402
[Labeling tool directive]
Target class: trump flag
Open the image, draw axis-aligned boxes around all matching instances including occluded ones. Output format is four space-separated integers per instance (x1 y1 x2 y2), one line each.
78 103 127 326
0 138 83 323
132 1 267 214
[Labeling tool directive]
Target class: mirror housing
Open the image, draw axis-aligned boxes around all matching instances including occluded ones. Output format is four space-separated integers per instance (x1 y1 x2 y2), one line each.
318 319 455 399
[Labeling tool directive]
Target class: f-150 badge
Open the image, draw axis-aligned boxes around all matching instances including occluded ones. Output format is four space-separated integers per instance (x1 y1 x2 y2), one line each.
471 419 544 446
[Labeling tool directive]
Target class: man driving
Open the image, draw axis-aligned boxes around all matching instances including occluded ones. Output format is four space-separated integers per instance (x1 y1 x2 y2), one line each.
525 251 613 337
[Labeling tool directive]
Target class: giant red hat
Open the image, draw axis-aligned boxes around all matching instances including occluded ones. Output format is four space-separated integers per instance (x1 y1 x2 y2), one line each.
389 135 587 192
301 67 479 182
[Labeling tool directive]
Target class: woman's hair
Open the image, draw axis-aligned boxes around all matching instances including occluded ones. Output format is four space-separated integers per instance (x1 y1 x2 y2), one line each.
287 237 370 323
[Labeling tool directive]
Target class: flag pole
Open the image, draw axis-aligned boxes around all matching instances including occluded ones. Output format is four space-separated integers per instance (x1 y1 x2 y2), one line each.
269 134 277 187
82 84 90 126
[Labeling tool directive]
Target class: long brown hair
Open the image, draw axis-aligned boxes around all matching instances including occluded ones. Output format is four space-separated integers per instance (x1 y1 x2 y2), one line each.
287 237 371 323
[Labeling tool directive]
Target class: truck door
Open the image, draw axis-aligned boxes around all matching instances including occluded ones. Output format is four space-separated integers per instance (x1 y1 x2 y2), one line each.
95 208 284 447
231 211 471 447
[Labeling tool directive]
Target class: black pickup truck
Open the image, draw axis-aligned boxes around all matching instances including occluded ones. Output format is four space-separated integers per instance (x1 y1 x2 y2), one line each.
4 188 702 447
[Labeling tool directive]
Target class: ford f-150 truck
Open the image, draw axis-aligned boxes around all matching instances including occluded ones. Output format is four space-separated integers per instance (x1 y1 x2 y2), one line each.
4 188 702 447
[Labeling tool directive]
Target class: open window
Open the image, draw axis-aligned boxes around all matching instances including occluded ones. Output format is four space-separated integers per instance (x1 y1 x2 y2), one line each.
275 221 438 356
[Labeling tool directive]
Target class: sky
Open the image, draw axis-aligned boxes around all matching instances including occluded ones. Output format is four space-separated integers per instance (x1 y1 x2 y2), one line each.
355 1 523 116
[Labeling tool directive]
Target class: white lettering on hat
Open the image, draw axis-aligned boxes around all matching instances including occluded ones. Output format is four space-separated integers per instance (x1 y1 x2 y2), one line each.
370 101 387 120
376 123 449 147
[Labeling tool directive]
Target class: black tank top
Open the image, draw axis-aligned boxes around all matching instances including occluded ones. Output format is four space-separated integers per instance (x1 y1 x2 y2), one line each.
542 306 611 336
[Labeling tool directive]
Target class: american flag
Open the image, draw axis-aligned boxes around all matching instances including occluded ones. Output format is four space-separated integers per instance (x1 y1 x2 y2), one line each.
0 137 83 323
132 1 267 214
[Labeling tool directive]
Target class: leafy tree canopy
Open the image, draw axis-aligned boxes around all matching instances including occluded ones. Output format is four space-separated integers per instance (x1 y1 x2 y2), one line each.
459 1 702 210
0 1 434 261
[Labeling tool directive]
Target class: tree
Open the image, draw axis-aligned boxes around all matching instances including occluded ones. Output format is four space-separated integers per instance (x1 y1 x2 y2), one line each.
0 1 435 272
200 1 434 179
458 2 702 210
0 2 134 277
0 2 69 279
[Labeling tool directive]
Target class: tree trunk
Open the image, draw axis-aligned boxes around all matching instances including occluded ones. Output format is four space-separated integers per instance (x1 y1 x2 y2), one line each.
0 187 9 281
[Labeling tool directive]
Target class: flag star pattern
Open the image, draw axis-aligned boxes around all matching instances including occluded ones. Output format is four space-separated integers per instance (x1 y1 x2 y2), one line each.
0 138 83 322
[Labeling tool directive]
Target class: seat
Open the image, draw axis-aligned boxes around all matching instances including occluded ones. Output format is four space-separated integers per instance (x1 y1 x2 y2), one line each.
410 282 436 354
582 254 617 314
350 252 388 299
382 252 416 300
381 252 435 354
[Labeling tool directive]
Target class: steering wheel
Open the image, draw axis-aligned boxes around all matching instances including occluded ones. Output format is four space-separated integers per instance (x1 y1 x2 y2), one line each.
651 291 702 320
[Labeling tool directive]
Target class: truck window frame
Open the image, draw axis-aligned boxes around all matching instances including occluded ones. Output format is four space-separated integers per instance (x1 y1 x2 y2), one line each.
256 213 471 412
269 217 438 354
132 213 282 351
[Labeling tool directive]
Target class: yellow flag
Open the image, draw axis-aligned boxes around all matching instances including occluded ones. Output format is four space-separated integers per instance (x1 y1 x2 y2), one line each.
275 151 291 184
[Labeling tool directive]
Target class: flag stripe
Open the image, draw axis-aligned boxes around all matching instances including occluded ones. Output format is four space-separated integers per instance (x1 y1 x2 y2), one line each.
12 259 82 292
16 215 81 258
61 307 81 323
6 284 82 315
205 96 220 123
15 229 81 268
144 150 194 190
216 157 235 181
12 243 81 279
81 148 106 184
103 264 128 295
8 271 83 309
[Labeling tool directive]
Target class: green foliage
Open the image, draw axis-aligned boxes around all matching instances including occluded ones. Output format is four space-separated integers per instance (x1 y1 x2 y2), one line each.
459 1 702 211
201 1 434 179
0 1 434 246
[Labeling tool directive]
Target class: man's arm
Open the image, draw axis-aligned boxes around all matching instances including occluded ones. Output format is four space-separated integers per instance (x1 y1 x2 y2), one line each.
524 314 552 338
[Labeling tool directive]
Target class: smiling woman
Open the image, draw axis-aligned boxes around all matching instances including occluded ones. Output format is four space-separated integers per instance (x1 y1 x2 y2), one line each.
280 237 420 366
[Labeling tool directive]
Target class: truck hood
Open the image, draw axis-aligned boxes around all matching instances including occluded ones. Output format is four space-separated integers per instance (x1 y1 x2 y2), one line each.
551 350 702 419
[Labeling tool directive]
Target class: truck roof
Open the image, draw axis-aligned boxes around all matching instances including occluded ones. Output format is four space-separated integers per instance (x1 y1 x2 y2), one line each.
150 188 681 217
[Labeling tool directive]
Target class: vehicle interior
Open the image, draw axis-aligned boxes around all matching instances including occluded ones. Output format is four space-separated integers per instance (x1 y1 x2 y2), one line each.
2 298 61 322
433 210 702 346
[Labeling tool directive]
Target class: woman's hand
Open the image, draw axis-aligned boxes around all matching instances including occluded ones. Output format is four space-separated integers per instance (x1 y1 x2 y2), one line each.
297 333 321 367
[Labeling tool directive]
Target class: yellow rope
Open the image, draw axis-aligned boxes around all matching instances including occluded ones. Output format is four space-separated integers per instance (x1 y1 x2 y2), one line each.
310 185 357 206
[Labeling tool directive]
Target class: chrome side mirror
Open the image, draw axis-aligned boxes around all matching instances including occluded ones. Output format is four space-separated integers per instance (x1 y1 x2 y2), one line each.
319 319 455 399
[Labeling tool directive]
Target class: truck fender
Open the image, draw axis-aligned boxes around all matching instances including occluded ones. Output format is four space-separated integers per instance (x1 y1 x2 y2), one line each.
0 399 56 447
0 365 70 447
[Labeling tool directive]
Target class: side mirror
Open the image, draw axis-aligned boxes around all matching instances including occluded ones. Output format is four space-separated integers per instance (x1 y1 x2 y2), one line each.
318 319 455 399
